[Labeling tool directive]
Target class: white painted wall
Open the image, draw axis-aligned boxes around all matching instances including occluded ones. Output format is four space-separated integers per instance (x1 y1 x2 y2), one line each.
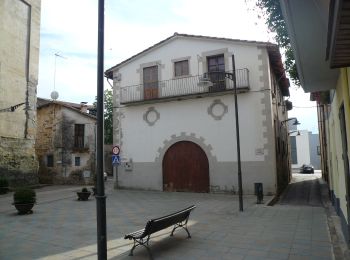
120 94 267 163
292 130 311 168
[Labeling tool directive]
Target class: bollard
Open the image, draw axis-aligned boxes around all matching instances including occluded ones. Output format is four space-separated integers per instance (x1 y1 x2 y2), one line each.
254 183 263 204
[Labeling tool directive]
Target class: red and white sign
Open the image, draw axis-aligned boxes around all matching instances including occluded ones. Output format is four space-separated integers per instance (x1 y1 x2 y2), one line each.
112 145 120 155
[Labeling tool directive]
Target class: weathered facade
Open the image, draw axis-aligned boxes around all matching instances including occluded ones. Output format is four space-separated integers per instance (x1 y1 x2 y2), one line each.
106 33 291 195
36 98 96 184
0 0 41 185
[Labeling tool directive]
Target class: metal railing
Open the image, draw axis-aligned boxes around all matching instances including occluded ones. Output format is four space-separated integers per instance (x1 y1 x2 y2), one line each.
120 68 249 104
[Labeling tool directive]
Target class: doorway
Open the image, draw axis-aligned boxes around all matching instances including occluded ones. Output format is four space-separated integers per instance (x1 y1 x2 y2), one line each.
162 141 209 192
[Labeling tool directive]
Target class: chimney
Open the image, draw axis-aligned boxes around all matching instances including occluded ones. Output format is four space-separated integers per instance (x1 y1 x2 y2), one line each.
80 102 88 113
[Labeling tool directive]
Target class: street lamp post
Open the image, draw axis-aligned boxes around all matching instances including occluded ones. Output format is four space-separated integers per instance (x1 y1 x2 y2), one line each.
207 55 243 211
96 0 107 259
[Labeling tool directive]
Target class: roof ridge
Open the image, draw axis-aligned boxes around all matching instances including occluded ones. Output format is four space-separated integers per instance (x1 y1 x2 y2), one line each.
105 33 277 78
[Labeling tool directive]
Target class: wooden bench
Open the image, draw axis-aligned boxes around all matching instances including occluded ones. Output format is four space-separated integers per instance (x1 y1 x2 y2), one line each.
124 205 196 258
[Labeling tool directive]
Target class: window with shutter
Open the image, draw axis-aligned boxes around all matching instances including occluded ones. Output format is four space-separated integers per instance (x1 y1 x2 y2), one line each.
74 124 85 148
207 54 226 92
174 60 189 77
143 66 159 100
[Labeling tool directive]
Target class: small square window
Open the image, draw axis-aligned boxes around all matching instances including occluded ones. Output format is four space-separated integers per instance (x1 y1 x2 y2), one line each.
75 157 81 166
174 60 189 77
47 155 54 167
317 146 321 155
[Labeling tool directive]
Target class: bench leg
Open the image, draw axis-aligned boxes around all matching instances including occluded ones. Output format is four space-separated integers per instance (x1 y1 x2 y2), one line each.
183 226 191 238
128 236 153 259
129 240 137 256
170 223 192 238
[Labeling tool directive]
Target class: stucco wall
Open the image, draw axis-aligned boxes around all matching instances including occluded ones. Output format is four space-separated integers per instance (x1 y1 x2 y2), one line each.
0 0 41 184
327 69 350 237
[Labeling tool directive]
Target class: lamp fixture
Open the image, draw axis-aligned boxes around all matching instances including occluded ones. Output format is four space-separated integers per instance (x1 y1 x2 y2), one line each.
197 74 213 87
0 102 25 113
281 117 300 126
289 130 301 136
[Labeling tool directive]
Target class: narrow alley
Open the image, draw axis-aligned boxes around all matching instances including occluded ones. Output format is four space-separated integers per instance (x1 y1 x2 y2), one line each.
279 172 322 206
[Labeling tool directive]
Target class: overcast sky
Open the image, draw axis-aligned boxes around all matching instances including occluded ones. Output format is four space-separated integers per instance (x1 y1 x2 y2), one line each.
38 0 318 133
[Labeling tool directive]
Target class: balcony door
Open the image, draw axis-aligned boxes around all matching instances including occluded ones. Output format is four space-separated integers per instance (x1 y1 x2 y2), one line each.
143 66 158 100
207 54 226 92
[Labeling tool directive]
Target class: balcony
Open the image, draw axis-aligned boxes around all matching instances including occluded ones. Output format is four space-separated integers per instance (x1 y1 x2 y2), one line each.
120 69 249 104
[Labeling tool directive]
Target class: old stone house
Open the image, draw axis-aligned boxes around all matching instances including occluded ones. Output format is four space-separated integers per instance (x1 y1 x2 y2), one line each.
36 98 96 184
0 0 41 185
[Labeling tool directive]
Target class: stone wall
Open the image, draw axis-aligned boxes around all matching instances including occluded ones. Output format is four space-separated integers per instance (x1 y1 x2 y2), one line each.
0 137 38 186
0 0 41 186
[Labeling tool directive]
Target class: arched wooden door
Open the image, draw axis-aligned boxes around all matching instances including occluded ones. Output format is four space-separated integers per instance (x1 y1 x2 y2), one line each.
163 141 209 192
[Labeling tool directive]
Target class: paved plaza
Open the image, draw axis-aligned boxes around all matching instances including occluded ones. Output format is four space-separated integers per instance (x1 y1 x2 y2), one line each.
0 178 338 259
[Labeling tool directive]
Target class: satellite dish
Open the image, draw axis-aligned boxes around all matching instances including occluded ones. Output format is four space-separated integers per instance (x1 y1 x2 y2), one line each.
51 90 59 100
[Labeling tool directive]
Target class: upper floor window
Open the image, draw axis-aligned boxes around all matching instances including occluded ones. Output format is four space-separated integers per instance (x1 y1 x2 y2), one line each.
47 155 54 167
174 60 189 77
75 156 81 166
74 124 85 148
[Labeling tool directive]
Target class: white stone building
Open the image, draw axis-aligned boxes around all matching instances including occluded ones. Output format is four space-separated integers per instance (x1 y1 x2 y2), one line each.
105 33 291 195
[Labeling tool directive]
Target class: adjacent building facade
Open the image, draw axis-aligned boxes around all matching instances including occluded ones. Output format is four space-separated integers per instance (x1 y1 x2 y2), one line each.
0 0 41 185
290 130 321 170
280 0 350 246
106 33 291 195
36 98 96 184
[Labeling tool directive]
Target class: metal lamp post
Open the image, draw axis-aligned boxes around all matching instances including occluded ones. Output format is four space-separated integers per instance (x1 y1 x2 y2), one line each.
208 55 243 211
96 0 107 259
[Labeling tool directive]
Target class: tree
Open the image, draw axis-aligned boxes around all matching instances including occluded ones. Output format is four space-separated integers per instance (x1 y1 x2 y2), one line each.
254 0 300 86
93 89 113 144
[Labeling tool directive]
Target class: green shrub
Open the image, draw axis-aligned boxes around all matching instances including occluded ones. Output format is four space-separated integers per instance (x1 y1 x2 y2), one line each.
13 187 36 204
0 178 9 188
81 187 88 192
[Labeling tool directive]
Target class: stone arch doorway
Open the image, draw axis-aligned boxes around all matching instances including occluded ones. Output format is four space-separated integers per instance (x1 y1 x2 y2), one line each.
162 141 209 192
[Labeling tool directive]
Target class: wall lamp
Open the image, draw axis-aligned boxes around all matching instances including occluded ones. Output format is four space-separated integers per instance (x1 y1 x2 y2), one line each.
288 130 301 136
0 102 25 113
281 117 300 126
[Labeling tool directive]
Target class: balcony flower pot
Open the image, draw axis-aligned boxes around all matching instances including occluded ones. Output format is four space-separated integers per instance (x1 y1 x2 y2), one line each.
77 187 91 201
0 178 9 195
13 187 36 215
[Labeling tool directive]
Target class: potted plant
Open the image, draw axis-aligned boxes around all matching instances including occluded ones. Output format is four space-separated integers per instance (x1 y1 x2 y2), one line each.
13 187 36 214
0 177 9 194
77 187 91 201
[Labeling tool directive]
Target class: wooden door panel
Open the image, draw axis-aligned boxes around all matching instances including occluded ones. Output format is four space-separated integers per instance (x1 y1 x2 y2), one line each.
163 141 209 192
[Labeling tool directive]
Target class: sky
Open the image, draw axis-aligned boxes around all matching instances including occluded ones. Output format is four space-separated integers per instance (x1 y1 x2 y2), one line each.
38 0 318 133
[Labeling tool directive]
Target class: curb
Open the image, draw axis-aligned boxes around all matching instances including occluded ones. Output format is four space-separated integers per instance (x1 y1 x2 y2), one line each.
318 178 350 260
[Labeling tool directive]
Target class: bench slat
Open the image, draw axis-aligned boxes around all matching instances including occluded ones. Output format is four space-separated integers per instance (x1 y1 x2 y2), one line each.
125 228 146 239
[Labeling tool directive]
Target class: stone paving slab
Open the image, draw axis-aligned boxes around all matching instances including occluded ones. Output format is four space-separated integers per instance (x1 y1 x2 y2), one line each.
0 182 334 259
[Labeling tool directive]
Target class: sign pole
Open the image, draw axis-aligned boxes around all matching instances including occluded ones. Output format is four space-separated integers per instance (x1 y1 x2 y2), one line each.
112 146 120 189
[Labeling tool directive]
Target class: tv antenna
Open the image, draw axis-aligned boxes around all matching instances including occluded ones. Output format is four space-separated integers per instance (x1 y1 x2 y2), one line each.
52 52 67 100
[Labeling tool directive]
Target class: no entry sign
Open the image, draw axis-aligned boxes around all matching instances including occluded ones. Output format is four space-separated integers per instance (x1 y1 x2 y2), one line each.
112 145 120 155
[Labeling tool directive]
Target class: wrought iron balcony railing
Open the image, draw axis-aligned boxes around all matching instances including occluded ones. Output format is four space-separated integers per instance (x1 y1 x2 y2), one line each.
120 69 249 104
